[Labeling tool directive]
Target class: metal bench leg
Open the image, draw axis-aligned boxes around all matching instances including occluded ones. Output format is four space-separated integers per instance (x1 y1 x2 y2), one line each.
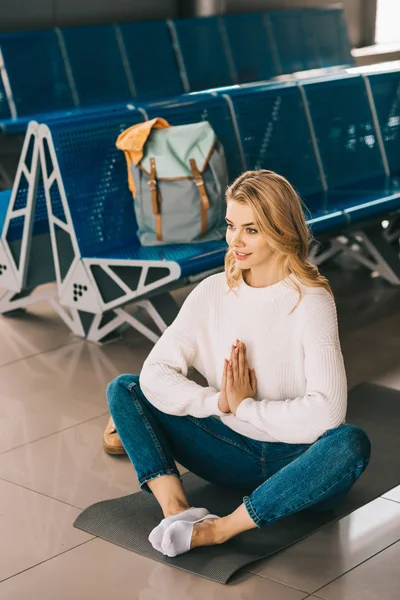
138 292 180 331
73 291 181 345
334 224 400 285
309 239 344 266
384 214 400 244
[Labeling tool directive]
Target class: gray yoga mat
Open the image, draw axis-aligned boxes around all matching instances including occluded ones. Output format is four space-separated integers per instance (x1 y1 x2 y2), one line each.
74 382 400 584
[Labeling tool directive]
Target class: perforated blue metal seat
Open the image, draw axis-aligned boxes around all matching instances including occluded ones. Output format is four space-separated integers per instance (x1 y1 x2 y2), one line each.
0 30 74 117
60 25 132 107
46 100 233 278
118 21 185 99
268 10 319 74
44 99 234 278
221 13 277 83
142 92 244 182
306 8 353 69
367 70 400 177
173 16 235 91
0 78 11 120
43 110 143 258
223 81 347 236
93 239 228 278
0 189 11 235
302 73 400 224
268 8 353 75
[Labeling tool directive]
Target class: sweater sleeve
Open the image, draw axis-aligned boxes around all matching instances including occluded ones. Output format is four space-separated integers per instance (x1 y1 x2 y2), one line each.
235 292 348 444
139 280 227 419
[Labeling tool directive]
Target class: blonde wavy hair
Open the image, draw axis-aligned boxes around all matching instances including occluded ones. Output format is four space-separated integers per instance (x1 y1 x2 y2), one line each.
224 170 333 312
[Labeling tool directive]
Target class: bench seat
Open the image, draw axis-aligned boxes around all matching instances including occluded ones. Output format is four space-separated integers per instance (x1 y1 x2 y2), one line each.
89 239 229 278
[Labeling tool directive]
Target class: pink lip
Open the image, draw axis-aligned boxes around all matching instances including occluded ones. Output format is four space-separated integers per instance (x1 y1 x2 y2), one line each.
234 251 251 260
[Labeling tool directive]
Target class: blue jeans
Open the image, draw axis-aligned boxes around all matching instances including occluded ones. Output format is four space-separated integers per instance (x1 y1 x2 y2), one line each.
107 374 371 528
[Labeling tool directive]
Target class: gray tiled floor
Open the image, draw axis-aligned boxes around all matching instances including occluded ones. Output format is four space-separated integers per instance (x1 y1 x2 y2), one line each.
1 261 400 598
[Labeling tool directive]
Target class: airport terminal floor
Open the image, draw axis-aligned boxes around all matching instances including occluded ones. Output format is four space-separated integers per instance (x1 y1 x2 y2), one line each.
1 1 400 597
1 253 400 598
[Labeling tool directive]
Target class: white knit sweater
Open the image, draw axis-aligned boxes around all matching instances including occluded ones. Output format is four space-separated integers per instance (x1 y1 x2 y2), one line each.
139 272 347 444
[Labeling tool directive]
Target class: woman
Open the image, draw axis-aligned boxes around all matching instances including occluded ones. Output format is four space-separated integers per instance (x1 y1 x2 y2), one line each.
107 170 371 558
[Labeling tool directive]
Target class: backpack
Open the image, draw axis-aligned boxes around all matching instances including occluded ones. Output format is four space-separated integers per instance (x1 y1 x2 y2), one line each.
116 118 228 246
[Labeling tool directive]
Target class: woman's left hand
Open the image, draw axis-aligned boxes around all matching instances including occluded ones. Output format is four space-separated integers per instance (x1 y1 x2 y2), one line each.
227 340 257 416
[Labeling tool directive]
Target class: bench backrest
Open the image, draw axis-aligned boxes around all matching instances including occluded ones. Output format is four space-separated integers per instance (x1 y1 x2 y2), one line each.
119 21 185 98
268 10 319 74
367 70 400 176
302 74 386 190
221 13 277 83
224 82 324 198
0 76 11 120
0 8 353 125
268 7 353 75
143 93 244 182
0 30 74 116
173 16 235 91
0 189 11 235
60 25 131 107
308 7 353 69
44 110 144 257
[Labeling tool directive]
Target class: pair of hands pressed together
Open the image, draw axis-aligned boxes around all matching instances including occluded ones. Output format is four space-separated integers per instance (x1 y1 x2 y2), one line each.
218 339 257 416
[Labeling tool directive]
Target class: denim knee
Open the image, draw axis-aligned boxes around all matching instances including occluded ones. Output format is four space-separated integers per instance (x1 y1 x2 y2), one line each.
336 423 371 465
106 373 140 413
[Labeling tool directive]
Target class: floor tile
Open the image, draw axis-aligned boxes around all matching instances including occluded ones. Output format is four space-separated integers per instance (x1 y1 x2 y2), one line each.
0 537 309 599
0 412 188 509
316 540 400 599
383 485 400 503
0 414 143 508
0 284 80 367
340 334 400 390
0 339 148 454
246 497 400 594
0 478 93 582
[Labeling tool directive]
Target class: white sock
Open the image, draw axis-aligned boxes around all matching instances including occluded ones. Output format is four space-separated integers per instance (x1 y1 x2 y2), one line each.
161 513 220 558
148 507 209 552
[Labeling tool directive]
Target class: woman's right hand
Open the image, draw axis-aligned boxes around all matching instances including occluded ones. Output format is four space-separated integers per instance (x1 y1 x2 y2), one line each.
218 358 231 414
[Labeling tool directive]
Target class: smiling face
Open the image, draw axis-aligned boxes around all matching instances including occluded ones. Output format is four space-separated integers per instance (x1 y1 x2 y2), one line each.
225 200 276 271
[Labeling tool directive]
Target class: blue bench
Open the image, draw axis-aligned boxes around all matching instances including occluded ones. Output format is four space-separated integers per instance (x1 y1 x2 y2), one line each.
36 101 233 342
8 66 398 339
220 80 347 237
301 73 400 219
60 25 133 107
118 21 186 98
171 16 236 91
221 72 400 280
268 7 353 74
302 72 400 282
221 13 277 84
29 72 400 342
0 8 353 138
0 30 74 119
366 69 400 182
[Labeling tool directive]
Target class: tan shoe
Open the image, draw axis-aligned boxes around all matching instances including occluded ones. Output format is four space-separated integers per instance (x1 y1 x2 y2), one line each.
103 416 126 455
